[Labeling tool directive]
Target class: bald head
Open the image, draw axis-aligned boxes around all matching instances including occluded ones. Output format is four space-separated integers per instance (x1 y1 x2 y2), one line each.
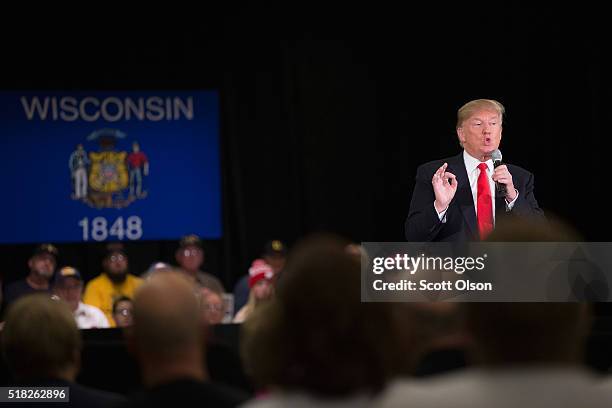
132 272 203 358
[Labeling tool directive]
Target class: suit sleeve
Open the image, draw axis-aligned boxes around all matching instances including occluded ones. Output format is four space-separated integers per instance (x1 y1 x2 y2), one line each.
405 165 445 241
509 171 545 219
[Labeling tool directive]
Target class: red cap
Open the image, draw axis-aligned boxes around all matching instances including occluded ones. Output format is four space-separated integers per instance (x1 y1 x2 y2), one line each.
248 259 274 288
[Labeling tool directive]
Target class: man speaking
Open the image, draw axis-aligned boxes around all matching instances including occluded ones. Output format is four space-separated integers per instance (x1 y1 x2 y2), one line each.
405 99 544 242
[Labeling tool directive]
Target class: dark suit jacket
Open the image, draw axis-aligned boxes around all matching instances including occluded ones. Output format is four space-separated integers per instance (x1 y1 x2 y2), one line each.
405 152 544 242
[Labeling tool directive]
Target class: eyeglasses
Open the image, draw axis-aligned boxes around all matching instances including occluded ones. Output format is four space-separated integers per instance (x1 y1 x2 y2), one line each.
182 249 201 257
115 308 132 316
205 304 224 312
110 255 126 262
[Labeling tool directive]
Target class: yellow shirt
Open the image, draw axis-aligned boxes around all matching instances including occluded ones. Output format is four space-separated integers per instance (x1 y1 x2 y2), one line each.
83 273 143 327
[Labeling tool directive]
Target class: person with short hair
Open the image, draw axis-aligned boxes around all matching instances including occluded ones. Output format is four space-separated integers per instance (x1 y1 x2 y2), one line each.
1 294 124 407
124 272 248 407
405 99 544 242
176 234 225 294
241 235 414 407
83 243 143 326
3 243 58 308
201 288 226 325
112 296 134 328
53 266 109 329
380 218 611 407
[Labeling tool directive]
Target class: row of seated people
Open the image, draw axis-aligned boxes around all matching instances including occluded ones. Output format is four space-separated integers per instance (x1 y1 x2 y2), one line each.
2 217 612 407
1 236 288 328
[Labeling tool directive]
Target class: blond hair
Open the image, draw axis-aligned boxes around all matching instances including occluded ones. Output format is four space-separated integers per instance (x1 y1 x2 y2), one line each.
456 99 505 128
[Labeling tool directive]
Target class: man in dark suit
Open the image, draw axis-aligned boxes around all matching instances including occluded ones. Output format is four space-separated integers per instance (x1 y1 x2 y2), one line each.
405 99 544 242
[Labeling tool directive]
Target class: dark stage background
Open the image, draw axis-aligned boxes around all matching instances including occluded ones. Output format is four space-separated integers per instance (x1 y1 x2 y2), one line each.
1 6 610 291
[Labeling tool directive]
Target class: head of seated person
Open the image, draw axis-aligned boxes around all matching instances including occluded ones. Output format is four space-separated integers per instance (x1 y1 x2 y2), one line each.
241 234 416 397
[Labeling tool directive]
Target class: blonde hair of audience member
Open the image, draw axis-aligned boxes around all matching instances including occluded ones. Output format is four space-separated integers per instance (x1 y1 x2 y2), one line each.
233 273 274 324
1 294 81 381
241 234 415 396
127 272 207 387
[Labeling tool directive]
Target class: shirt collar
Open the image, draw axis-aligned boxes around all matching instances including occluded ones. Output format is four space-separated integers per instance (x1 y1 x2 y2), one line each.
75 302 87 316
463 150 493 173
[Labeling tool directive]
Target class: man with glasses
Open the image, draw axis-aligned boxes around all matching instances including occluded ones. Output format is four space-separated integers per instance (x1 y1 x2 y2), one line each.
83 243 143 326
112 296 134 327
175 234 225 294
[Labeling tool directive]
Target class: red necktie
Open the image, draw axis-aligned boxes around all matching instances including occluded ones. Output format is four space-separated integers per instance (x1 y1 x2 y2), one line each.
477 162 493 240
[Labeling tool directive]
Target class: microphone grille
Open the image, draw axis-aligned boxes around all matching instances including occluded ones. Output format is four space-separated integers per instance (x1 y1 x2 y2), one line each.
492 149 503 162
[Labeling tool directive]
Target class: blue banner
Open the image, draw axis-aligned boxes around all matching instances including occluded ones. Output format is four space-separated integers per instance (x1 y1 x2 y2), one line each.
1 91 221 243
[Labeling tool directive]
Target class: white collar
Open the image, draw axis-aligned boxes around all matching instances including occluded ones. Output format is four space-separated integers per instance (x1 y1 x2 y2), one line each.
463 150 493 173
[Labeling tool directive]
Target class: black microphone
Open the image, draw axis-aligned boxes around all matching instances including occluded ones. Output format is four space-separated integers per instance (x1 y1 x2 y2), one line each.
492 149 507 196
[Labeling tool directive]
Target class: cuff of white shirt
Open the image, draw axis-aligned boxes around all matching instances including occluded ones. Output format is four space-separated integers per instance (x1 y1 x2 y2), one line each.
435 202 448 223
505 189 519 211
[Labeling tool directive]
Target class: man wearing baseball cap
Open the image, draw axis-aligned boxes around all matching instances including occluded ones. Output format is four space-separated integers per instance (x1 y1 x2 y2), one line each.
175 234 225 294
2 243 59 309
53 266 109 329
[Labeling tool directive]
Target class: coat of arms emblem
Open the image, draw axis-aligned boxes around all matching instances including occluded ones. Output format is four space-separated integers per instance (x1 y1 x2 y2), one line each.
69 129 150 208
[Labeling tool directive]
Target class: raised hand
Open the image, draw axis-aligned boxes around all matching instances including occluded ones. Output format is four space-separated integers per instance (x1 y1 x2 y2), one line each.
432 163 457 213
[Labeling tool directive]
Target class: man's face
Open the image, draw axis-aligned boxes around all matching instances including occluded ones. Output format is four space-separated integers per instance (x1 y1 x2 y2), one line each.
113 300 134 327
457 109 502 161
202 290 225 325
54 278 82 312
28 254 56 280
263 254 286 274
176 245 204 271
104 252 128 278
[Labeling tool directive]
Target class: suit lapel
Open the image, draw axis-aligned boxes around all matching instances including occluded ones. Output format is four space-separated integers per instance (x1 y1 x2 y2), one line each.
447 153 478 239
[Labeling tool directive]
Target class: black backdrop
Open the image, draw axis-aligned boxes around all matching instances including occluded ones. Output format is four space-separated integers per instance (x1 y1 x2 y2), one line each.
1 5 610 290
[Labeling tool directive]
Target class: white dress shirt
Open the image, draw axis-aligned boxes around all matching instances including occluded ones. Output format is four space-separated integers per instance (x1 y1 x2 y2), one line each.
75 302 110 329
377 367 612 408
241 392 372 408
437 150 518 222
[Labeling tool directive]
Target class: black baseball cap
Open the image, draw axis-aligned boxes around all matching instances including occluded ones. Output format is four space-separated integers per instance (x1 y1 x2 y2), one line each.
263 240 287 257
179 234 203 249
32 243 59 259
